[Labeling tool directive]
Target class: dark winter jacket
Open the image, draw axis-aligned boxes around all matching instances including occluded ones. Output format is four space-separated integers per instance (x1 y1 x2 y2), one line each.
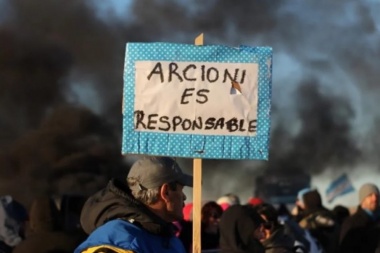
74 179 186 253
339 206 380 253
12 197 84 253
262 226 295 253
219 205 265 253
298 190 339 253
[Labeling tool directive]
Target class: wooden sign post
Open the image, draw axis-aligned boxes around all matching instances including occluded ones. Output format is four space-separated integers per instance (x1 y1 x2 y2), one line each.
192 157 202 253
192 33 204 253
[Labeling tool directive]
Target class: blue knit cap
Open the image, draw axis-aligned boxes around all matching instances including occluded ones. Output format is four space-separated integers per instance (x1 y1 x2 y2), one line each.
297 188 312 204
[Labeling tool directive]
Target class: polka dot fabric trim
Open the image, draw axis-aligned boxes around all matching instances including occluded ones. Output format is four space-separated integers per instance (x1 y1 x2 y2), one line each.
122 43 272 160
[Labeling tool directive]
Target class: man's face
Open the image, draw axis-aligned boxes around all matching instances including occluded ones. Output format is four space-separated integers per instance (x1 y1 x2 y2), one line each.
165 183 186 222
361 193 379 212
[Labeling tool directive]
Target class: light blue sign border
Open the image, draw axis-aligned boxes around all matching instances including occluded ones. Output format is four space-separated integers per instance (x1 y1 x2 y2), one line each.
122 43 272 160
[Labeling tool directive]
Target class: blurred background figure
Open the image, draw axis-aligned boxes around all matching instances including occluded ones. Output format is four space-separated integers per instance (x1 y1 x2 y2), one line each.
200 201 223 251
176 201 223 253
277 203 291 219
13 196 85 253
298 189 339 253
217 193 240 211
0 195 28 253
219 204 265 253
291 188 311 223
247 197 264 207
279 217 323 253
256 203 300 253
339 183 380 253
57 195 87 233
332 205 350 227
183 203 193 222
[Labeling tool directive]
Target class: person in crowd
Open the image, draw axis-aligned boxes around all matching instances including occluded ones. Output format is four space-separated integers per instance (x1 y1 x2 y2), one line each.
176 201 223 253
75 156 193 253
0 196 28 253
58 194 88 233
277 203 291 219
200 201 223 251
183 203 193 221
332 205 350 226
219 204 265 253
339 183 380 253
217 193 240 211
256 203 300 253
291 188 311 223
13 196 84 253
247 197 264 207
279 217 323 253
297 189 339 253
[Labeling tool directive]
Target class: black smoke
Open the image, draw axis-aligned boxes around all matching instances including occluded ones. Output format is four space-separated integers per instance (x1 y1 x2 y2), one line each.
268 79 360 174
0 0 379 204
0 106 128 205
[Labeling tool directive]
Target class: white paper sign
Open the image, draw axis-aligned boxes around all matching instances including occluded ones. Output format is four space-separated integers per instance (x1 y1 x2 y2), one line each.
134 61 259 136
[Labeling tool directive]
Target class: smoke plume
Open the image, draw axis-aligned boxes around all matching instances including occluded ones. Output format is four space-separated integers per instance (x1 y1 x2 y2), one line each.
0 0 379 204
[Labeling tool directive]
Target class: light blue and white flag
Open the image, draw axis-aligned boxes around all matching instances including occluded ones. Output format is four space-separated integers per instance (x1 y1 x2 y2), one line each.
325 173 355 203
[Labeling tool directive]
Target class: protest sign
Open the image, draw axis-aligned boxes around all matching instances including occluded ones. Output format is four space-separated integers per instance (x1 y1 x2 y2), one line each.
122 42 272 160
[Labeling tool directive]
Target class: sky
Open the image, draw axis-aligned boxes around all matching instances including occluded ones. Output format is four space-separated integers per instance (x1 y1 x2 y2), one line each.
0 0 379 207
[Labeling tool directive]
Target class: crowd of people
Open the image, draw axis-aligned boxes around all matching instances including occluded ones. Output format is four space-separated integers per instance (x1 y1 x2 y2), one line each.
0 156 379 253
0 195 86 253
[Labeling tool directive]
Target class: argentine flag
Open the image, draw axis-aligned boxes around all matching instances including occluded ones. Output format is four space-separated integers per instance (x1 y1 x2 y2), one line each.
325 173 355 203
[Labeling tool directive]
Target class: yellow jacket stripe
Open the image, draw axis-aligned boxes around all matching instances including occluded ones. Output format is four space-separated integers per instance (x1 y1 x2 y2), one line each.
82 245 136 253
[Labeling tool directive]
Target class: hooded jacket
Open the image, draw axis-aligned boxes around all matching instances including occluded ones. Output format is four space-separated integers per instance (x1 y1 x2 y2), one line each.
298 190 339 253
219 205 265 253
75 179 186 253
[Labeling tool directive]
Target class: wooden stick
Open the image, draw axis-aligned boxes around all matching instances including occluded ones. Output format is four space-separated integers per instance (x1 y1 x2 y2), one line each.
192 33 204 253
192 158 202 253
195 33 204 46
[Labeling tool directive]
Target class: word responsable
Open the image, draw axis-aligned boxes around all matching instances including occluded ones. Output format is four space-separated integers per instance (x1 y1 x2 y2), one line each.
133 61 259 136
134 111 257 133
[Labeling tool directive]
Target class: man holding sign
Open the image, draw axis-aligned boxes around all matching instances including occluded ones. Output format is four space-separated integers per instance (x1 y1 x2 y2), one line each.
74 156 193 253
